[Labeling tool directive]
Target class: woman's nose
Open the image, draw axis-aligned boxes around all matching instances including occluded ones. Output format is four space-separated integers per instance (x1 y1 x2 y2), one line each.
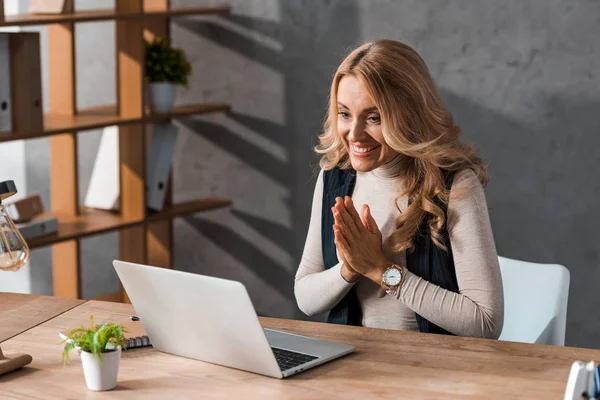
347 120 366 142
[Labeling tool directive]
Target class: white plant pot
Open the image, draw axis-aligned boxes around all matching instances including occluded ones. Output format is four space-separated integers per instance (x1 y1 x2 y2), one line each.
80 347 121 391
148 82 176 114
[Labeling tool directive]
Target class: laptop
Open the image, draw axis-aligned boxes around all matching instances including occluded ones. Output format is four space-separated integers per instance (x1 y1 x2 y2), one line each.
112 260 355 379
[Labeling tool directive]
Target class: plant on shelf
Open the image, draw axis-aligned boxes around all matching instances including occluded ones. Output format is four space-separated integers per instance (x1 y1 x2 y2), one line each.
145 37 192 114
61 315 128 391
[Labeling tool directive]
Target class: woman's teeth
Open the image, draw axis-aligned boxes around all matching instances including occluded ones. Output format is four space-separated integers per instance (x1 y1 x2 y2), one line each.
352 145 378 153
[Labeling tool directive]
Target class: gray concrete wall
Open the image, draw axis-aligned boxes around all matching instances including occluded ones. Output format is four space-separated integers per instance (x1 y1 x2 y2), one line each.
9 0 599 348
169 0 600 347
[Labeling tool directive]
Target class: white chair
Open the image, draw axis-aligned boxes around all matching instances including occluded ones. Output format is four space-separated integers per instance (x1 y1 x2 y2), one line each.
497 256 570 346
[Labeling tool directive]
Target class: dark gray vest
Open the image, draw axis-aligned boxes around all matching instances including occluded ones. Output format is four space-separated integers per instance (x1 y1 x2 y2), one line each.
321 166 459 335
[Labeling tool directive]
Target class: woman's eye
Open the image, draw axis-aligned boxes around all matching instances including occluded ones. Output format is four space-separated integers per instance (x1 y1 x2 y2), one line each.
368 115 381 123
338 111 350 119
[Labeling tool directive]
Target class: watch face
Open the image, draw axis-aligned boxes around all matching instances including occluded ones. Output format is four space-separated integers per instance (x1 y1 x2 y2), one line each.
383 267 402 286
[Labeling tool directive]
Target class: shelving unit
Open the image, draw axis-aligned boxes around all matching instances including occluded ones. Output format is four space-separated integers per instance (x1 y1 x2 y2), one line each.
0 102 231 143
0 6 230 27
0 1 232 302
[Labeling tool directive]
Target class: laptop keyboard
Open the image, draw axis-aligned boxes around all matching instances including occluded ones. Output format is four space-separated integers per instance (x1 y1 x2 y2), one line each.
271 347 318 371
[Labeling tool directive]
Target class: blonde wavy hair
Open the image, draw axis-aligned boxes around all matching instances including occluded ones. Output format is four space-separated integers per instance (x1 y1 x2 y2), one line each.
315 40 488 252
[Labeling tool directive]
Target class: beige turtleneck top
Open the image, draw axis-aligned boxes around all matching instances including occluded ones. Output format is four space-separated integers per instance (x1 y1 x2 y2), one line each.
294 157 504 339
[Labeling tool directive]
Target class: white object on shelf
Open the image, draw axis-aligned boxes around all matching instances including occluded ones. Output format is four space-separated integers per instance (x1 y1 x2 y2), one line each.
146 122 178 212
148 82 176 114
0 35 12 134
28 0 73 14
84 126 120 211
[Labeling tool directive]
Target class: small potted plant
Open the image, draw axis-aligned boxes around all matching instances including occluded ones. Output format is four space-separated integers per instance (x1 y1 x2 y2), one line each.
145 37 192 114
62 316 127 391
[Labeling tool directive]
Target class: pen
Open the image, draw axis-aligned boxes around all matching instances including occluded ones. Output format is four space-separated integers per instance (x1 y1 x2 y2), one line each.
586 362 596 400
594 364 600 398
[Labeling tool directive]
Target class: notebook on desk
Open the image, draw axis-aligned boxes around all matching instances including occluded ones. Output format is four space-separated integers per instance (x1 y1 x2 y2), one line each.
58 320 152 350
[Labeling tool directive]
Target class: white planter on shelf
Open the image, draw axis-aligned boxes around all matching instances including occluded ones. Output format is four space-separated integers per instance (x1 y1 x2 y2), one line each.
148 82 176 114
80 347 121 391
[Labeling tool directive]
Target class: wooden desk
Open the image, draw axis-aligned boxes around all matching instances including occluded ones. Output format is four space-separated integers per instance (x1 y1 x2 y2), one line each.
0 293 85 342
1 295 599 399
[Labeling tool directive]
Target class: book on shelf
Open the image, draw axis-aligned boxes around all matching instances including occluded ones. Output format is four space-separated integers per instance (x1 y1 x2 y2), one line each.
5 194 44 223
16 215 58 240
84 125 120 211
58 320 152 350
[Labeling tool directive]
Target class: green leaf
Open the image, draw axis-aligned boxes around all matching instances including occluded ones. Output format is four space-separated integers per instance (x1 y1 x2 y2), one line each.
144 36 192 86
62 315 128 365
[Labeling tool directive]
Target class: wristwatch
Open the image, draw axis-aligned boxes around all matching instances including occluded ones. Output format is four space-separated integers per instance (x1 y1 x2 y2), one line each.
380 264 404 296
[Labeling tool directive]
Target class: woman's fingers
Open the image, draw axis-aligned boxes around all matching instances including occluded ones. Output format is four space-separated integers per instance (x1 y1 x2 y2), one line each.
360 205 372 233
333 224 352 260
344 197 364 230
333 198 359 239
332 206 353 243
364 205 382 237
334 197 359 238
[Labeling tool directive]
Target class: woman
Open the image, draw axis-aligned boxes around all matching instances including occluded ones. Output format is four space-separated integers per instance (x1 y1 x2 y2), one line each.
294 40 504 339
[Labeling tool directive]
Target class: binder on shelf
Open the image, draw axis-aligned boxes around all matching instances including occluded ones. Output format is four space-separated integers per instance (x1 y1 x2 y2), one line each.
84 126 120 211
0 35 12 134
0 32 43 135
146 122 178 212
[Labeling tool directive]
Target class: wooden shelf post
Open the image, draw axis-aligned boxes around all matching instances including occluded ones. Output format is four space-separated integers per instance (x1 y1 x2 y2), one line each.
144 0 173 271
48 1 81 299
0 0 4 24
117 0 147 303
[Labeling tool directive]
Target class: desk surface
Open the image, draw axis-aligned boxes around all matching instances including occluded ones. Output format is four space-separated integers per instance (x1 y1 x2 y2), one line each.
0 292 84 343
1 294 599 399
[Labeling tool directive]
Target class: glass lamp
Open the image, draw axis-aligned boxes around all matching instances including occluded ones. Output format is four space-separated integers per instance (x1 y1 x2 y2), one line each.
0 180 33 375
0 181 30 271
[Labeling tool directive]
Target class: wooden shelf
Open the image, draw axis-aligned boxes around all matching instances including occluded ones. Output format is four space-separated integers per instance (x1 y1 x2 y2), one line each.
146 103 231 122
0 9 139 27
0 7 230 28
146 198 233 222
0 103 231 143
26 198 232 249
90 291 124 303
144 7 231 18
45 105 140 135
27 208 141 249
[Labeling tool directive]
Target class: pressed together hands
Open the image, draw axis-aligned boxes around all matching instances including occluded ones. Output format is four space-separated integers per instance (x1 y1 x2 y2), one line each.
332 196 393 284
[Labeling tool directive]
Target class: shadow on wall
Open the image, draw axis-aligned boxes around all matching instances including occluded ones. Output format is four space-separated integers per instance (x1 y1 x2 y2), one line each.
178 116 289 187
445 90 600 349
173 1 361 321
174 2 600 348
182 215 294 302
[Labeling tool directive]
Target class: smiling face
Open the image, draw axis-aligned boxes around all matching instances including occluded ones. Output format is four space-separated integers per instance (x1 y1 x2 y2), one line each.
336 75 398 172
